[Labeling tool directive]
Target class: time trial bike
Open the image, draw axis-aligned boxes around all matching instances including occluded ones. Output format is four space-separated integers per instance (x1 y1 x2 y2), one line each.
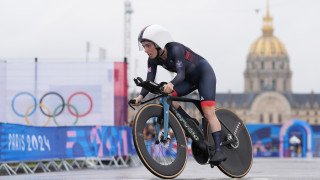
128 77 253 179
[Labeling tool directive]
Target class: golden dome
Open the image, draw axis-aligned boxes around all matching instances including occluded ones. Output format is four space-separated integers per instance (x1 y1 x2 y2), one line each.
249 36 287 58
248 2 288 58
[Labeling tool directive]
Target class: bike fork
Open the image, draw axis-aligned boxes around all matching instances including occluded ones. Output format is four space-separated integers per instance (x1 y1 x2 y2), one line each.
155 96 169 143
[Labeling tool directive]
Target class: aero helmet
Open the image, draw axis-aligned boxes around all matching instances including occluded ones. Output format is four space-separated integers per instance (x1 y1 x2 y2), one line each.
138 24 174 51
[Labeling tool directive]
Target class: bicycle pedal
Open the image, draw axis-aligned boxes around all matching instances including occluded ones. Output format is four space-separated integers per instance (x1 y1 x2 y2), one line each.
210 163 215 168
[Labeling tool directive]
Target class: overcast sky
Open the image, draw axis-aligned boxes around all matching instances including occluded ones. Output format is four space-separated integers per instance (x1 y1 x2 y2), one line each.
1 0 319 94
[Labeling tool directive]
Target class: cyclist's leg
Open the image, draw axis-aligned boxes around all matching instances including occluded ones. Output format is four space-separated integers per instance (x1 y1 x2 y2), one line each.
197 64 226 164
171 81 197 121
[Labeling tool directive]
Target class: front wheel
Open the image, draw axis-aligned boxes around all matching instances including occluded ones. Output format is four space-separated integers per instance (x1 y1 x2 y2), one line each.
132 104 188 179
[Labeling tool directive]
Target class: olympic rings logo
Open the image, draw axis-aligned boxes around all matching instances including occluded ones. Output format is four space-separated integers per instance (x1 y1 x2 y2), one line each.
11 91 93 126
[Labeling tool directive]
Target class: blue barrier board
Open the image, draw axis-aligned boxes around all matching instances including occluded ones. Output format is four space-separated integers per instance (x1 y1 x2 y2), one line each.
0 123 136 162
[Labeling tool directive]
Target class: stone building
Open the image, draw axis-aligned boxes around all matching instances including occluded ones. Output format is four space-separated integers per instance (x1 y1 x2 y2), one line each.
212 5 320 125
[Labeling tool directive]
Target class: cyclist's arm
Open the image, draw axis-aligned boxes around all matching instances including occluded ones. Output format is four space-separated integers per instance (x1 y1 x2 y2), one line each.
170 45 186 86
140 58 158 98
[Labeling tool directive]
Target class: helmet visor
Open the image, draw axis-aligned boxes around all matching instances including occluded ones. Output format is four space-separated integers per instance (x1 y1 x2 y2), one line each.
138 25 150 51
138 41 144 51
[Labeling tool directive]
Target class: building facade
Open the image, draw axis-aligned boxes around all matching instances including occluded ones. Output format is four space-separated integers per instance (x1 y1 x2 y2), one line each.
214 5 320 126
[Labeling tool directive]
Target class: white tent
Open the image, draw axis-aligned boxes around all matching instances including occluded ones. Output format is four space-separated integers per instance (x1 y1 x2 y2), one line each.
289 136 301 144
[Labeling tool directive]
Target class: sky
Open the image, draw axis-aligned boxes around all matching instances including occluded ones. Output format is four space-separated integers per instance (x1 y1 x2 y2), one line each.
1 0 320 94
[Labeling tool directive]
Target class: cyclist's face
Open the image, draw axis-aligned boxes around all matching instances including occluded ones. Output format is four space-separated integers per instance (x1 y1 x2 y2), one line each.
142 41 157 59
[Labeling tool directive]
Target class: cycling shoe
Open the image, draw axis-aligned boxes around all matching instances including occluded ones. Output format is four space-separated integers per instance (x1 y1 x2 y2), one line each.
209 151 227 166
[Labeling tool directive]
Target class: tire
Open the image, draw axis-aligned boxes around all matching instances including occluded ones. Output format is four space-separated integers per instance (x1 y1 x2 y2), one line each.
133 104 188 179
211 108 253 178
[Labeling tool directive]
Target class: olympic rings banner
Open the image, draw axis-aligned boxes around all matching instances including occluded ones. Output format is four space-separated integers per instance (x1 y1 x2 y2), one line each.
0 61 128 126
0 122 136 162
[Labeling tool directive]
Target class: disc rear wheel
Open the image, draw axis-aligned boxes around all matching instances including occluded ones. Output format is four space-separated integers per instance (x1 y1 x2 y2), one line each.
213 108 253 178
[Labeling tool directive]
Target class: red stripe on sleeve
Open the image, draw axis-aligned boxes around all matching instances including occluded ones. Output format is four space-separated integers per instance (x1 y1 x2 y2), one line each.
171 91 178 96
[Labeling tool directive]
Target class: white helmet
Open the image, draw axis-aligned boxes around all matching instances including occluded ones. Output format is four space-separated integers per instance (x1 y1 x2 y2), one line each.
138 24 174 51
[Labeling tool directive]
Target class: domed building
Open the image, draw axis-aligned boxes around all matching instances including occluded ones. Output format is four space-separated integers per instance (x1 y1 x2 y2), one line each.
212 4 320 158
245 7 291 93
214 5 320 125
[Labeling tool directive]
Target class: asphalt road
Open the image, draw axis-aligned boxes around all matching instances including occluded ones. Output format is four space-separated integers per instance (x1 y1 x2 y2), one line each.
2 158 320 180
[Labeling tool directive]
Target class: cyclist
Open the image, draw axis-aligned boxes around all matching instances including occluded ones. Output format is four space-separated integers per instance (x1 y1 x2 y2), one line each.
131 24 226 165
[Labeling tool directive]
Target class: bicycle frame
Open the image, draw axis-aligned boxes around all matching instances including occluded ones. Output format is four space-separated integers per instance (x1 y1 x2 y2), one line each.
156 95 201 142
156 95 237 147
157 95 202 141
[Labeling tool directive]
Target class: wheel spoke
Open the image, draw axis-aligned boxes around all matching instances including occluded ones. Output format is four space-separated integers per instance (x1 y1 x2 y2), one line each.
163 144 177 156
142 137 178 165
160 146 169 165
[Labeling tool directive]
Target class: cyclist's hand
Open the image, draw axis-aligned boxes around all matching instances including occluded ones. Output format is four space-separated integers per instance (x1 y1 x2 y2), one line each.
131 95 143 106
163 82 174 94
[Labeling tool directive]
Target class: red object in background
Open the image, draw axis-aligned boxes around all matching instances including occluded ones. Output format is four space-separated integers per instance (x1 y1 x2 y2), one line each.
286 148 290 157
114 62 128 126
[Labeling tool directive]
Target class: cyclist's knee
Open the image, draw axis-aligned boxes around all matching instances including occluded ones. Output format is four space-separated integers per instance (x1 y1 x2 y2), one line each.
203 111 213 119
202 106 215 118
172 101 180 109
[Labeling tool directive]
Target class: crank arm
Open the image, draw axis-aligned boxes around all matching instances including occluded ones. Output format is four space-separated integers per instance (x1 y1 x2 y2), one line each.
221 139 237 147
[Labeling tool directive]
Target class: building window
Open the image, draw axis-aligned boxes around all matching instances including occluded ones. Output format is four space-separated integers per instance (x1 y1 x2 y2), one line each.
269 114 273 123
306 111 309 116
261 62 264 70
272 80 276 91
315 119 318 124
283 80 286 91
315 111 318 116
260 80 265 90
260 114 264 123
306 119 309 123
278 114 282 123
252 62 255 70
272 62 275 70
